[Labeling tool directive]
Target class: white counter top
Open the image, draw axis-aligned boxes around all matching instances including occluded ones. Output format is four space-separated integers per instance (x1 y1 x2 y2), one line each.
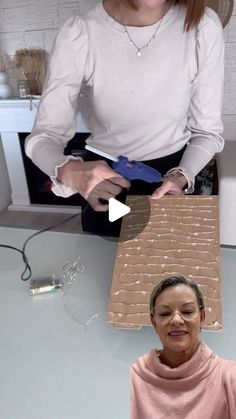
0 227 236 419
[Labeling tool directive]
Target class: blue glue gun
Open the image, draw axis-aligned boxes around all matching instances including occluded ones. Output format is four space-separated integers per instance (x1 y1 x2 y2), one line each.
112 156 162 183
85 145 163 183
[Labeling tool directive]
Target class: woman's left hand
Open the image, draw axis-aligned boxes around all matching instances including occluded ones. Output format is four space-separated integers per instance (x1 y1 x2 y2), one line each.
151 172 188 199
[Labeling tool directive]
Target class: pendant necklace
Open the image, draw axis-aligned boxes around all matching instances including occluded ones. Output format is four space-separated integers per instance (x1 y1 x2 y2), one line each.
124 18 164 57
119 2 171 57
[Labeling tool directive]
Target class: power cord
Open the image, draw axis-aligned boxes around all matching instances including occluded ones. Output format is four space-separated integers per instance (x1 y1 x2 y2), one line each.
0 212 80 281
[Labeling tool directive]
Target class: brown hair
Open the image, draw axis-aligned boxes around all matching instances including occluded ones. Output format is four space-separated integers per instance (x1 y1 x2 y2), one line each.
122 0 206 31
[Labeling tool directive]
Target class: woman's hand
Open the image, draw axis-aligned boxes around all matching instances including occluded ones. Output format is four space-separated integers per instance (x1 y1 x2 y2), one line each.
57 160 130 211
151 172 188 199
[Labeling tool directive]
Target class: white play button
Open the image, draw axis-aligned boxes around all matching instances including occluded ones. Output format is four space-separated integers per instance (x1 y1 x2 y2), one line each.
108 198 131 222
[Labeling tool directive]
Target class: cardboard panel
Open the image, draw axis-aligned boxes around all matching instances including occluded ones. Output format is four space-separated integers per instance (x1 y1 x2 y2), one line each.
108 196 222 331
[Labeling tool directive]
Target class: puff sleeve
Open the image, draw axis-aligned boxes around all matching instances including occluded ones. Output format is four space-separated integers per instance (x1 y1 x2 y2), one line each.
25 16 88 177
168 9 225 189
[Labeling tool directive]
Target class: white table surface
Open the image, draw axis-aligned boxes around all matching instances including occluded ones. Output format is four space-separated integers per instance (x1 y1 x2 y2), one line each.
0 227 236 419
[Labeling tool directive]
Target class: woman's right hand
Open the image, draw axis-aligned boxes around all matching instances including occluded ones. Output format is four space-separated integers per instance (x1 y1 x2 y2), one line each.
57 160 131 211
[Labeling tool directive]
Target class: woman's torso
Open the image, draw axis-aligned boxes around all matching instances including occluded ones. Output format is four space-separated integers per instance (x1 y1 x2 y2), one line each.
78 2 199 160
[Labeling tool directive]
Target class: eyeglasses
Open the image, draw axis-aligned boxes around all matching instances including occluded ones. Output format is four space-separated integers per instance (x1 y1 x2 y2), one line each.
154 308 200 322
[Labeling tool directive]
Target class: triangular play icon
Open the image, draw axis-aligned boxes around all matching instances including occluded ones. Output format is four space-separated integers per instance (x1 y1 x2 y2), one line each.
108 198 131 222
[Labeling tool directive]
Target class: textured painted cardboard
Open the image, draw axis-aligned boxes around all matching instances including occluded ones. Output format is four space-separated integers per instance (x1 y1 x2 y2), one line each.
108 196 222 331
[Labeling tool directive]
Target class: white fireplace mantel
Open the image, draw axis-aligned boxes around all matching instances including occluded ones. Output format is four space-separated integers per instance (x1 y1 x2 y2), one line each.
0 98 88 213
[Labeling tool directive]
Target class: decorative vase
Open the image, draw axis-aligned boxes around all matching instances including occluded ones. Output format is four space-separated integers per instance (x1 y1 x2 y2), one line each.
23 71 42 95
17 80 30 98
0 71 13 99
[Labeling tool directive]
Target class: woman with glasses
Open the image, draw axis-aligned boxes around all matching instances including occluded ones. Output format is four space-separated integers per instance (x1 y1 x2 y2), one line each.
131 276 236 418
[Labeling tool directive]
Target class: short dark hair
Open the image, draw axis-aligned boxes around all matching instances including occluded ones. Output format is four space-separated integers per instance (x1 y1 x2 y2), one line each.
150 275 205 316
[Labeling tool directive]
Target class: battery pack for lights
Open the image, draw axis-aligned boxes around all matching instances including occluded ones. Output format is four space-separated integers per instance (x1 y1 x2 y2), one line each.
29 276 63 295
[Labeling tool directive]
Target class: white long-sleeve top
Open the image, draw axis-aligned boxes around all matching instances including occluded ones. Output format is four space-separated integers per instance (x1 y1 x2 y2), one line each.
25 1 225 197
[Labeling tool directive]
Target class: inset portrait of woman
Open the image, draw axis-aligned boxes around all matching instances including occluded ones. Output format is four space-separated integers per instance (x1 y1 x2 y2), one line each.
131 276 236 419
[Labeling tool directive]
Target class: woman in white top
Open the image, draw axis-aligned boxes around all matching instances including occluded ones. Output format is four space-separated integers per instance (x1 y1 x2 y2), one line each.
25 0 225 236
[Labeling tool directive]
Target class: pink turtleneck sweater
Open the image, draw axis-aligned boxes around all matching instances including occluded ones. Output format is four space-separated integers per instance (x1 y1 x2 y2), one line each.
131 342 236 419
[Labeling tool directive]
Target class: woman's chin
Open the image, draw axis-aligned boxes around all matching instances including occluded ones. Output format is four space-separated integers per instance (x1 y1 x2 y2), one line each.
136 0 167 10
164 334 192 350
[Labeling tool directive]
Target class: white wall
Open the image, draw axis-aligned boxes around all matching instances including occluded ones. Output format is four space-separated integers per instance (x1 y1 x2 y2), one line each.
223 1 236 139
0 0 235 140
0 0 97 91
